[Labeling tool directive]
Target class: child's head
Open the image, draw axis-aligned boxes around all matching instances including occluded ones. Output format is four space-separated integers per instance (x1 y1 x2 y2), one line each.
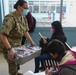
47 39 66 62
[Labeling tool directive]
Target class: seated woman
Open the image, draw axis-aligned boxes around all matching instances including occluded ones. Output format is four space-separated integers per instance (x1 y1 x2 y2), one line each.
45 39 76 75
34 21 67 73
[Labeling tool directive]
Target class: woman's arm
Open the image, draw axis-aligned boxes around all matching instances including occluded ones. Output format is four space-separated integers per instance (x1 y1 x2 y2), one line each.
0 33 15 58
24 32 36 46
0 33 11 48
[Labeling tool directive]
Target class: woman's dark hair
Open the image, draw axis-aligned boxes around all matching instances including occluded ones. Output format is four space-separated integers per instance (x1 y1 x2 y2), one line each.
14 0 27 9
51 21 63 33
50 21 67 43
47 39 66 55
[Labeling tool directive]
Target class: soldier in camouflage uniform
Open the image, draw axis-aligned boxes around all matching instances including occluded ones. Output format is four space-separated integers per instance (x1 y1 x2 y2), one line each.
0 0 36 75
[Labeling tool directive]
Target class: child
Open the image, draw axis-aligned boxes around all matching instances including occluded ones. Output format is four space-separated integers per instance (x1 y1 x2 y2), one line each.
46 39 76 75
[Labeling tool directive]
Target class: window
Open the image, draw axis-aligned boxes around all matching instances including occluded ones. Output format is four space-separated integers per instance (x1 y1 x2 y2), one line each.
62 0 76 27
56 6 60 13
5 0 76 27
29 6 33 13
29 1 33 5
33 6 39 13
51 6 55 12
40 6 48 13
63 6 66 13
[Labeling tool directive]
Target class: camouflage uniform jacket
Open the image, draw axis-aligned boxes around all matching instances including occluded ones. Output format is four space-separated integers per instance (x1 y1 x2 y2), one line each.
0 11 29 48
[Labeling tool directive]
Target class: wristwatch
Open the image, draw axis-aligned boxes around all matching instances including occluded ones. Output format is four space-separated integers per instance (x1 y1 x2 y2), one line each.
6 47 12 51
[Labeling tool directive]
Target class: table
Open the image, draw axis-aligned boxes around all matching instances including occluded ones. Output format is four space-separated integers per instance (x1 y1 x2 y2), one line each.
9 45 41 65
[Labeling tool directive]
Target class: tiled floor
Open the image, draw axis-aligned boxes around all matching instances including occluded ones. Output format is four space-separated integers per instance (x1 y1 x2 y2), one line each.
0 52 35 75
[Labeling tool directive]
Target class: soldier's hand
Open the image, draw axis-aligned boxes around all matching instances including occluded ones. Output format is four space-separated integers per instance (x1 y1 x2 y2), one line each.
8 49 15 59
31 41 36 46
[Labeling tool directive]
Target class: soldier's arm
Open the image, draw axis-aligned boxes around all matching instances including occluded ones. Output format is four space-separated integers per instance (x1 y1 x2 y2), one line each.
24 32 36 46
0 33 15 58
0 16 15 58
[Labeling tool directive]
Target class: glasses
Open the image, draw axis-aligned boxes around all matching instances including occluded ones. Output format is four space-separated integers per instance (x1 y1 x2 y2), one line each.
21 7 29 10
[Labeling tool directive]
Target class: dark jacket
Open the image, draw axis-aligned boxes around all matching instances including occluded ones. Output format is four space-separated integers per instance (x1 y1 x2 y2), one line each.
58 50 76 75
39 33 67 54
59 65 76 75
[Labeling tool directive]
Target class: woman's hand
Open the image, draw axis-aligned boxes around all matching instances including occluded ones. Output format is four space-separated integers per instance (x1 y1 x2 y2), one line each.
45 68 52 75
45 68 49 74
8 49 15 59
24 32 36 46
31 41 36 46
42 37 47 44
47 70 52 75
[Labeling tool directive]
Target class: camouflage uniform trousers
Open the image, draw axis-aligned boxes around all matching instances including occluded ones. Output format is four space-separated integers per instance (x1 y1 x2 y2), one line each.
3 48 20 75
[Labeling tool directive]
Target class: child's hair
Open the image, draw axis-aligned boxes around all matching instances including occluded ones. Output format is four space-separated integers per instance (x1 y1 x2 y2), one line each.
47 39 66 55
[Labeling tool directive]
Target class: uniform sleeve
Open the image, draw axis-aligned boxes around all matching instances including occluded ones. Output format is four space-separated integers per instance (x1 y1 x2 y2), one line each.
0 16 14 35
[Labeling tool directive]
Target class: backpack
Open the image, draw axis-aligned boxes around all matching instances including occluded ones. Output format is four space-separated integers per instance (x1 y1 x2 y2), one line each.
60 65 76 72
58 50 76 73
67 50 76 59
26 12 36 33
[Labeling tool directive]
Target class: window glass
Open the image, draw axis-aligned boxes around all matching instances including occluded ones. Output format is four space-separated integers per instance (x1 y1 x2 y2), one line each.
8 0 76 27
33 6 39 13
28 0 61 27
29 1 33 5
8 0 17 13
51 5 55 12
62 0 76 27
56 6 60 13
29 6 32 12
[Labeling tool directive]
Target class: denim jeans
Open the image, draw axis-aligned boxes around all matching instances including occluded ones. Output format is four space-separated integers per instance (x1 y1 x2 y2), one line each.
34 53 52 73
